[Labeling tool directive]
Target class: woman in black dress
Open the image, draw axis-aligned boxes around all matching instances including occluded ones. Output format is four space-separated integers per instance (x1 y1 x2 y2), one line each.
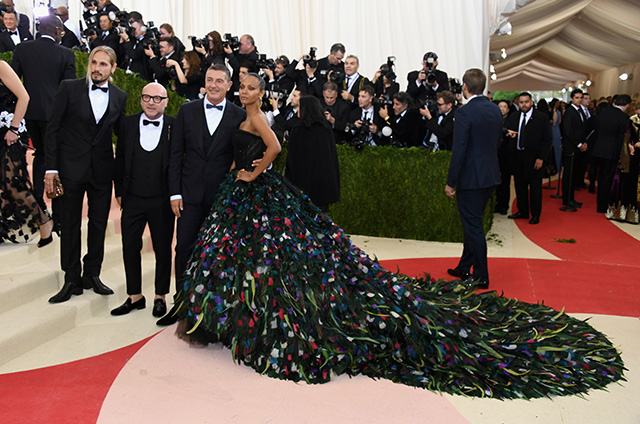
0 60 54 246
285 95 340 211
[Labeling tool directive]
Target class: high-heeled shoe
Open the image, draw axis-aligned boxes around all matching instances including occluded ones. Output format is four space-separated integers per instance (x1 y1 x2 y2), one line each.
38 219 56 248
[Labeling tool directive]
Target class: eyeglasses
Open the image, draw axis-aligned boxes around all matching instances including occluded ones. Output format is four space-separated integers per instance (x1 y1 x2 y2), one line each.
436 102 446 106
141 94 168 103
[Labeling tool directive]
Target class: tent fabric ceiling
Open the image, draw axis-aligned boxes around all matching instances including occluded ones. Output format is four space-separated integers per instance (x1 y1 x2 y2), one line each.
489 0 640 91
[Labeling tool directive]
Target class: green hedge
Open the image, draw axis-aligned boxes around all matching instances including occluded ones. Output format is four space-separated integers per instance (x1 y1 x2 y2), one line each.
275 145 494 243
3 51 493 243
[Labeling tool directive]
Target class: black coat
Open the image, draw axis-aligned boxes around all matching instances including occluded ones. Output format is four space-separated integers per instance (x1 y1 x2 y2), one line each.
115 113 176 200
168 99 246 206
591 107 630 161
423 109 455 150
44 78 128 183
505 109 553 178
11 37 76 121
0 28 33 52
285 122 340 206
388 109 426 148
322 98 351 143
561 105 586 155
406 68 449 104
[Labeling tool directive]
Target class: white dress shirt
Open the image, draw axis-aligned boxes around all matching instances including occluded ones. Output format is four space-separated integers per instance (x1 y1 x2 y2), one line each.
139 114 164 151
89 81 109 123
204 97 226 135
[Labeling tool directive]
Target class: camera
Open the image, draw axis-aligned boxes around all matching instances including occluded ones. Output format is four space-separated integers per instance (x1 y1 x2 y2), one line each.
161 58 179 80
345 119 372 151
82 13 98 37
449 78 462 95
423 53 438 84
423 93 438 116
373 94 393 108
320 69 344 86
379 56 396 82
222 33 240 51
189 35 207 50
82 0 98 8
256 54 276 71
142 36 160 57
302 47 317 68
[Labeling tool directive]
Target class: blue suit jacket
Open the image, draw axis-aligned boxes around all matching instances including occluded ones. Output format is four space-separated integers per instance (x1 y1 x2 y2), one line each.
446 96 502 190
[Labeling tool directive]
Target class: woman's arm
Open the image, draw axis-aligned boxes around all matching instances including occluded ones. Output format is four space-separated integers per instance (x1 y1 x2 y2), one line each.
0 61 29 145
236 114 281 182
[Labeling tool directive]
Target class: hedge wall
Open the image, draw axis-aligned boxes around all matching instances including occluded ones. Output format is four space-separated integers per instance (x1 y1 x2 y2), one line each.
274 145 494 243
2 51 494 243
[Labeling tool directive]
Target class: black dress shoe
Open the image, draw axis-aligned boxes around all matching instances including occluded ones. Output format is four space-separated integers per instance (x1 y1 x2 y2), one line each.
156 303 180 326
447 267 470 280
82 275 114 295
508 212 529 220
560 204 577 212
529 216 540 224
467 277 489 290
569 200 583 208
49 281 83 303
152 299 167 317
111 297 146 316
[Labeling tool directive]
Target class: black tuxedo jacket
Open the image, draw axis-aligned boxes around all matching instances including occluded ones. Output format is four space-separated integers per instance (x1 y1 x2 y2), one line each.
347 105 385 145
44 78 128 184
322 98 351 142
505 109 553 163
0 28 33 52
285 59 323 97
447 96 502 190
561 105 585 155
424 109 455 150
271 104 300 142
115 113 176 200
591 107 630 161
11 37 76 121
90 30 120 52
389 109 426 147
315 56 344 80
168 99 246 206
406 69 449 103
123 36 152 81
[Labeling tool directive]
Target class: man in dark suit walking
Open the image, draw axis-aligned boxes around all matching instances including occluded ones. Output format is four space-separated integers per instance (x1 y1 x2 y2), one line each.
0 10 32 52
590 94 631 213
111 83 175 317
11 15 76 217
44 46 128 303
560 89 587 212
505 92 552 224
158 63 246 325
445 69 502 289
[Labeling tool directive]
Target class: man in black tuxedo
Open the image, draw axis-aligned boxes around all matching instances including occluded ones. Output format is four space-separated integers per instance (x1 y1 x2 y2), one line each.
270 88 301 142
285 54 323 98
0 10 33 52
147 37 182 87
590 94 631 213
446 69 502 289
159 63 246 326
379 91 425 147
341 55 371 108
55 6 82 49
261 55 295 99
111 83 175 317
505 92 552 224
11 15 76 216
89 13 120 53
321 82 351 144
560 89 587 212
420 90 456 150
315 43 345 81
227 34 259 97
406 52 449 104
83 0 120 22
45 46 128 303
0 0 30 35
347 85 385 146
119 14 152 80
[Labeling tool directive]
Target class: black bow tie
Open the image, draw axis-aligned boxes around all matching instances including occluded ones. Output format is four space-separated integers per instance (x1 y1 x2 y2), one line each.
91 84 108 93
143 119 160 127
206 103 223 111
9 31 17 36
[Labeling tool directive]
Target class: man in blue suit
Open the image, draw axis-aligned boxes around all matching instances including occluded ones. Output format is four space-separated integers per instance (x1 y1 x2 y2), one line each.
445 69 502 289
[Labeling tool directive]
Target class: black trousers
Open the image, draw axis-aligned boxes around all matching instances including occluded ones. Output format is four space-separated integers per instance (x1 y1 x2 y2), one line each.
592 156 618 211
121 194 175 295
562 152 580 205
513 152 543 218
456 186 495 281
495 148 512 212
174 200 212 293
25 119 48 213
58 175 111 283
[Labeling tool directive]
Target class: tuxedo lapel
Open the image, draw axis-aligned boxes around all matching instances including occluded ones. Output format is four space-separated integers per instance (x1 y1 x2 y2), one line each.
124 114 141 175
160 116 172 169
194 100 206 156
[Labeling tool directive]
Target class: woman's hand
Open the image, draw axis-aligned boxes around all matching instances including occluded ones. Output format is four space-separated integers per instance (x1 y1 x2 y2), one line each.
4 129 18 146
235 168 256 182
165 59 179 68
195 45 206 55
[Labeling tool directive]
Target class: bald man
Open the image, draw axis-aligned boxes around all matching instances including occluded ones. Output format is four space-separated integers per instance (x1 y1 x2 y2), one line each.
111 83 176 317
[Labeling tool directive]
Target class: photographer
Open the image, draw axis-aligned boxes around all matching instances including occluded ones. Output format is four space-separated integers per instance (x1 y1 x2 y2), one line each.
341 55 371 108
261 55 295 100
165 51 203 101
55 7 81 48
271 88 301 142
82 0 119 22
347 85 385 147
119 12 152 81
378 92 424 148
159 23 185 58
0 10 32 52
372 58 400 99
420 90 456 151
227 34 259 95
194 30 226 75
321 81 350 144
285 49 323 98
88 13 119 53
316 43 345 80
147 36 182 87
406 52 449 104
